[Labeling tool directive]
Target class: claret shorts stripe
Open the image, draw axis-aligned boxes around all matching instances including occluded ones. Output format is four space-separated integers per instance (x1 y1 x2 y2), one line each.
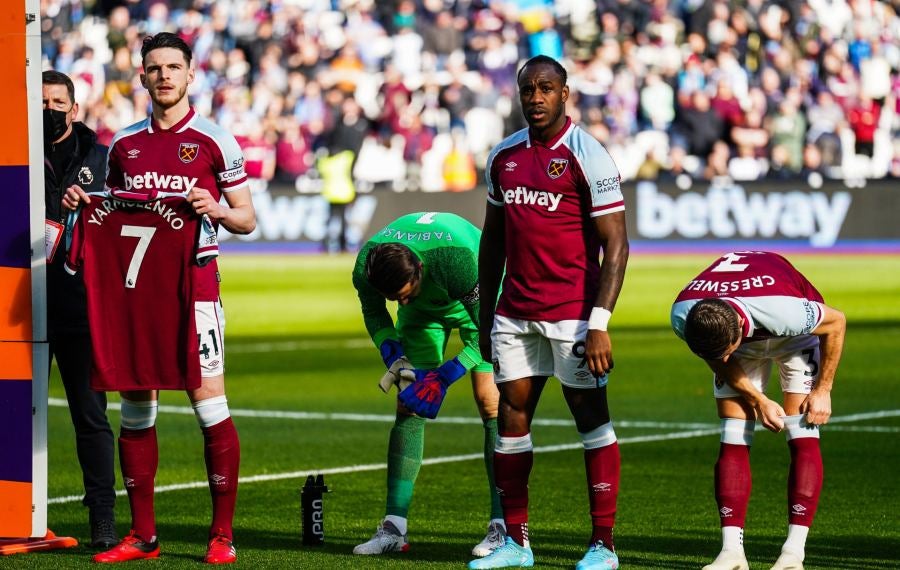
490 315 609 389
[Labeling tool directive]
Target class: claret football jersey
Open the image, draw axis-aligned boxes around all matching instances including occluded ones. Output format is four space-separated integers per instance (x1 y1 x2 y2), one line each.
485 117 625 321
671 251 826 341
65 192 206 391
105 108 248 301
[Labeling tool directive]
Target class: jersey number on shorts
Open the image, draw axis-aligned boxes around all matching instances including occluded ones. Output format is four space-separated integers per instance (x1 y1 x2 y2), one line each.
120 225 157 288
801 348 819 377
198 329 220 360
572 341 588 368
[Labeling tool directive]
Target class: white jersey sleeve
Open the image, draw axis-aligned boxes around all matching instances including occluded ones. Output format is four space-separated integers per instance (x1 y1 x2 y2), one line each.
567 127 624 217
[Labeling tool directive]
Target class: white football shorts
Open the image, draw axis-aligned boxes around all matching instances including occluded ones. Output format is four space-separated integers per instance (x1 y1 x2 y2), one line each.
490 315 609 389
195 300 226 377
714 335 820 399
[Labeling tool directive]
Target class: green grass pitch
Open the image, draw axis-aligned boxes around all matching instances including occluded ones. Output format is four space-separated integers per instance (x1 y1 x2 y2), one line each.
6 252 898 569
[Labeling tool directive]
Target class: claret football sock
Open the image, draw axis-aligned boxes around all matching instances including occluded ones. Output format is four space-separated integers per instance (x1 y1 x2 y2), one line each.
203 417 240 540
785 420 822 528
715 443 752 528
582 424 620 550
495 433 533 547
119 426 159 542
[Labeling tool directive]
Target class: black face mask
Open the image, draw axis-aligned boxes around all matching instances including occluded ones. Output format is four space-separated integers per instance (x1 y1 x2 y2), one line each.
43 108 70 142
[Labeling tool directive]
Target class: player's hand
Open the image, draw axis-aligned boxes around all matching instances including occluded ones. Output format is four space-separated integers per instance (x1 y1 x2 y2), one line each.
755 396 786 432
62 184 90 211
397 358 467 419
187 188 225 220
585 329 614 377
377 356 415 393
799 389 832 426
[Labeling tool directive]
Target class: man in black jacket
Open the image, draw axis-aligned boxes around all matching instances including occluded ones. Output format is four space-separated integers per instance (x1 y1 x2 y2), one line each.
42 70 117 549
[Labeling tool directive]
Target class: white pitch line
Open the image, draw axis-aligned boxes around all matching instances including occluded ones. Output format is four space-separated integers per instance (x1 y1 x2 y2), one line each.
45 405 900 505
47 398 714 429
48 427 720 505
228 339 373 353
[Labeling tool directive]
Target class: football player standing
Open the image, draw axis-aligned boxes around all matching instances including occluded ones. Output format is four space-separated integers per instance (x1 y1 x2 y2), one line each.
474 55 629 570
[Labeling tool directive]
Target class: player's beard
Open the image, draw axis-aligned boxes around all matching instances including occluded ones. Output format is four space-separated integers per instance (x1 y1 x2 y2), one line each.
152 82 188 110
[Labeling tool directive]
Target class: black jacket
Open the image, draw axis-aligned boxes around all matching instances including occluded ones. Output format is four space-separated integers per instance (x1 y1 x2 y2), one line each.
45 122 107 333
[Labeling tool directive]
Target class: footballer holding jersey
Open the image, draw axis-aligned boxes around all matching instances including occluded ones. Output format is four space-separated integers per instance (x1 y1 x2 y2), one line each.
65 192 215 392
671 252 846 570
63 33 255 565
474 56 629 570
351 212 505 558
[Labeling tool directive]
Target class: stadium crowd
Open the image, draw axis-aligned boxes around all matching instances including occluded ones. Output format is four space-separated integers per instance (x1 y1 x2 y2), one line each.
41 0 900 192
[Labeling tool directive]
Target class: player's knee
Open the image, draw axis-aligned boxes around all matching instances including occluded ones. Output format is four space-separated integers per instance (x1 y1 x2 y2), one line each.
580 421 617 449
192 395 231 428
120 397 158 430
784 414 820 440
721 418 755 446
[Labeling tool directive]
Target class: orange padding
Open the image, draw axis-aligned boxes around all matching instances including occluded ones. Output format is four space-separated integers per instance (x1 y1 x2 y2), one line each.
0 480 31 537
0 267 32 343
0 342 33 380
0 531 79 555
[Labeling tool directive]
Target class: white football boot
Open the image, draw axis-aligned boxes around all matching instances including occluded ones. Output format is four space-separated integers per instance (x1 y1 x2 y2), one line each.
472 520 506 557
703 549 750 570
352 520 409 555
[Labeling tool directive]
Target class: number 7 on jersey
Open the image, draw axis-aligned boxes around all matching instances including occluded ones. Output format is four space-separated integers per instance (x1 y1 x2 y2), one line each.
120 225 157 288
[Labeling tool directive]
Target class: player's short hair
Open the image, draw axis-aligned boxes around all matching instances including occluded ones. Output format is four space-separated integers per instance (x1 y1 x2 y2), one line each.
141 32 192 65
517 55 567 85
684 299 742 360
42 70 75 105
365 243 421 297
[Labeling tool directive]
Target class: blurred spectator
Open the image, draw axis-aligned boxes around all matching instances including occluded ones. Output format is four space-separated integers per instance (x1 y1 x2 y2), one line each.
769 98 807 173
847 94 881 158
673 91 724 162
275 119 312 184
39 0 899 189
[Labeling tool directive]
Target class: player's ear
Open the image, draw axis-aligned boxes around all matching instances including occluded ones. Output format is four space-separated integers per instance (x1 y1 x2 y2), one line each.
187 66 195 85
139 73 147 88
561 84 569 104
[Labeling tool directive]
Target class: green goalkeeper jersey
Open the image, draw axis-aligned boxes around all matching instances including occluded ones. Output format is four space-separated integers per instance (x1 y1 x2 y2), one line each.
352 212 483 370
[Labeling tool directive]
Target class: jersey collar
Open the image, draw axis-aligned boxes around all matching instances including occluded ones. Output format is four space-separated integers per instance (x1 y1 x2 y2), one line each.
148 107 196 134
526 116 573 150
723 297 754 338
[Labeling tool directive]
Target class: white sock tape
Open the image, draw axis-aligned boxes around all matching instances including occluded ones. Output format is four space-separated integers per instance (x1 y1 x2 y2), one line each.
720 418 755 446
495 433 533 454
581 422 617 449
192 395 230 428
120 397 158 430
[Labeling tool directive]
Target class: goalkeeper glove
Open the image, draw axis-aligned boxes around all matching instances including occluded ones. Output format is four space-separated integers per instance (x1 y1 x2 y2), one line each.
379 339 405 369
377 356 416 393
397 357 467 419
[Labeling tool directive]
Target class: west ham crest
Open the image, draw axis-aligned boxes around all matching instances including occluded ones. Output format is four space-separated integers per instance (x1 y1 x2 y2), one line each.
179 142 200 163
77 166 94 185
547 158 568 179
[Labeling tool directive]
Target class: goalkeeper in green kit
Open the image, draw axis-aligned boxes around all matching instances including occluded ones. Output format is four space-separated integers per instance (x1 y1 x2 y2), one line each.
351 212 505 558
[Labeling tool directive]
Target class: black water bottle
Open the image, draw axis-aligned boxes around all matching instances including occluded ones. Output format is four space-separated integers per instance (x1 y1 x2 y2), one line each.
301 474 329 545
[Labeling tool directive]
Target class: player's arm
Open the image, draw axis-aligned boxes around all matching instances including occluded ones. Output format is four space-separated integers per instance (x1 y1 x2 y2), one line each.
188 186 256 235
802 304 846 425
705 357 787 432
585 211 629 377
478 204 506 363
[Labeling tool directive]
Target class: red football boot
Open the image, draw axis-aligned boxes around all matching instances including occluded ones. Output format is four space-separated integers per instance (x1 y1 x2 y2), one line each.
92 530 160 563
204 533 236 564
